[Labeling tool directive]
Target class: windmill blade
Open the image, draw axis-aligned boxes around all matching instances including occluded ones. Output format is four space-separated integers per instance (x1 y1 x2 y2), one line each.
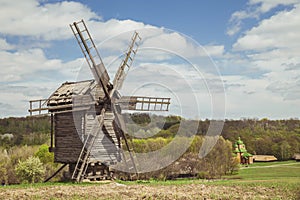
111 103 139 174
113 32 141 90
70 20 111 98
116 96 171 111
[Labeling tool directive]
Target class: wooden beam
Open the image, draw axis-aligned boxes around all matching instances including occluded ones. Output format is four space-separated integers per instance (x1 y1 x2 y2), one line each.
44 164 67 183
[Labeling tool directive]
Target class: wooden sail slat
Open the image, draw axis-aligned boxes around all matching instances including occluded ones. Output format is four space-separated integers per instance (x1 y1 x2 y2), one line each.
117 96 171 111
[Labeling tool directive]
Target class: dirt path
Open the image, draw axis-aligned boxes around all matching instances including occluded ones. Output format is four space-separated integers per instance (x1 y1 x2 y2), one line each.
240 162 300 169
0 182 294 200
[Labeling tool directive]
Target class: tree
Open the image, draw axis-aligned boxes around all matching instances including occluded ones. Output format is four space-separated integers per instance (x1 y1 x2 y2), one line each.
35 144 54 164
15 156 45 183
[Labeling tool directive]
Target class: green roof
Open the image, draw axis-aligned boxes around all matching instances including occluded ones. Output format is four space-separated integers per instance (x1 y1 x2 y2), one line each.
236 137 244 145
233 137 254 158
240 148 247 153
233 149 240 153
242 152 253 158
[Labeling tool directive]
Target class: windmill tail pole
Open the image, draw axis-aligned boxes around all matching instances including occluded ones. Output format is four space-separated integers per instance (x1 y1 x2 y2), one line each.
44 164 68 183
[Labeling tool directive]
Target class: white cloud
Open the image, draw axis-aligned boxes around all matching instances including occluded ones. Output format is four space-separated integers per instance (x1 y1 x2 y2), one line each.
0 0 99 40
0 38 15 50
0 48 61 82
96 27 215 60
221 74 300 119
202 45 224 57
220 1 300 119
231 5 300 72
227 10 259 36
0 44 85 116
248 0 300 13
266 79 300 101
90 19 155 44
0 0 226 118
226 22 242 36
1 0 298 119
120 62 223 119
233 4 300 51
227 0 300 36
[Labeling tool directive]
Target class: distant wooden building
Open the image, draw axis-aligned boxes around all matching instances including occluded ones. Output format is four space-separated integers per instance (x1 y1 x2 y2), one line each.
293 153 300 162
233 137 253 164
252 155 277 162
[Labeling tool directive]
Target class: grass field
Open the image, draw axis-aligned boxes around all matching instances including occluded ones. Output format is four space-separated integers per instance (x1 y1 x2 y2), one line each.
0 161 299 199
220 161 300 185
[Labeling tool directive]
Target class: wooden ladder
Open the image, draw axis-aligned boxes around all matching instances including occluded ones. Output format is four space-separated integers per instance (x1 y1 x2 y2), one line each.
70 19 110 98
117 117 139 179
113 31 141 90
117 138 139 180
126 146 139 180
71 114 105 182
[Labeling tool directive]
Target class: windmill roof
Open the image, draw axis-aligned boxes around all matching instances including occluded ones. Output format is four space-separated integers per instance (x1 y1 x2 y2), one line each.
47 80 104 109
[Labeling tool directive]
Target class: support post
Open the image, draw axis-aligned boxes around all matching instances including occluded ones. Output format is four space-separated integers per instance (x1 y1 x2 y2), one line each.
50 113 54 151
29 101 32 116
44 164 67 183
39 100 41 115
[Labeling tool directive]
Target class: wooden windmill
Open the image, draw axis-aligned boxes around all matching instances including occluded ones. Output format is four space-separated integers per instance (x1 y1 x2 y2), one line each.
29 19 170 182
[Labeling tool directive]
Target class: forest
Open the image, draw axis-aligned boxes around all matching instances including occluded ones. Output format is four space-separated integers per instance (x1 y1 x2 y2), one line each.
125 114 300 161
0 114 300 184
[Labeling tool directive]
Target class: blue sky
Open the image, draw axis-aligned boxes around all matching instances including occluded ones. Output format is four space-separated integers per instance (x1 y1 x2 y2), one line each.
0 0 300 119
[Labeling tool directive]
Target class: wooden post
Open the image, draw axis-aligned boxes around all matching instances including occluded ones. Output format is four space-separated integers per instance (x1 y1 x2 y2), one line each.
50 113 54 150
29 101 32 116
39 100 42 115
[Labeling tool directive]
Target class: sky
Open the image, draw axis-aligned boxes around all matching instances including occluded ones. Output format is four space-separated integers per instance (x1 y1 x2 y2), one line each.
0 0 300 119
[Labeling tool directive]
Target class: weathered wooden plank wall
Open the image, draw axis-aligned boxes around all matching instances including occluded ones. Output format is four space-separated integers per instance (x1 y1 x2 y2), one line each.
87 112 120 164
54 110 121 164
54 112 84 163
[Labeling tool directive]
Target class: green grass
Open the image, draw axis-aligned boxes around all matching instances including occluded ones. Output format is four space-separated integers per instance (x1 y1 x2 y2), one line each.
233 161 300 180
210 161 300 190
117 161 300 190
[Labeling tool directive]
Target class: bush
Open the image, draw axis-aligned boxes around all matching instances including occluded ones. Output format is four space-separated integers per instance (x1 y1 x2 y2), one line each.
197 171 209 179
127 136 237 181
0 161 7 185
1 145 38 184
15 156 45 183
35 144 54 164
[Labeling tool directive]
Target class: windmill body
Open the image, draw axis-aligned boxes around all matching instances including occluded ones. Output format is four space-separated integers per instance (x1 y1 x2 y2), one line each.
29 20 170 182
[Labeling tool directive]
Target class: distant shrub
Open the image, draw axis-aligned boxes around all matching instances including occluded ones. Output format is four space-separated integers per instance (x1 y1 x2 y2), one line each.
15 156 45 183
197 171 209 179
0 161 8 185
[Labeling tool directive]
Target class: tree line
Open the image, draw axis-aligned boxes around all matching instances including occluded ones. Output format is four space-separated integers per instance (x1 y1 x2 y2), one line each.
125 114 300 160
0 114 299 183
0 116 50 148
1 114 299 161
